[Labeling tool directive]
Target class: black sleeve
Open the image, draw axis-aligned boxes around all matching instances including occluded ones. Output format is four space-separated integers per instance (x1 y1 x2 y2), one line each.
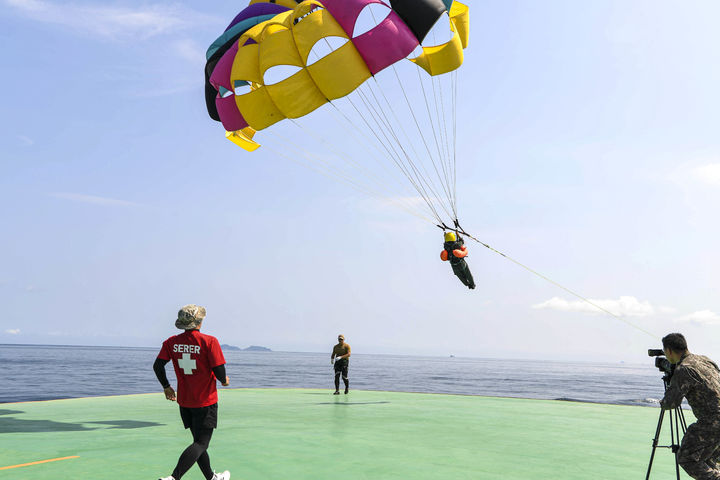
212 364 227 383
153 358 171 388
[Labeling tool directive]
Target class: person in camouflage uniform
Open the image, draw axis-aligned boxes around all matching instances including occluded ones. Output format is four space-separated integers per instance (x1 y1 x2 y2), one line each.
660 333 720 480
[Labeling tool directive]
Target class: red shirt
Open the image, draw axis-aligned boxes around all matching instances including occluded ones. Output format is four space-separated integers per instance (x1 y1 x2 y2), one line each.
157 330 226 408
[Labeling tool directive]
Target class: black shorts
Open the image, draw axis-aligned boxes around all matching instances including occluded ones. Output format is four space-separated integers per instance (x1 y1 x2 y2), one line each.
334 359 349 376
180 403 218 430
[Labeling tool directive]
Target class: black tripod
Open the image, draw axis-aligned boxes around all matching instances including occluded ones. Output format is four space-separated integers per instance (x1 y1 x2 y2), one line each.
645 374 688 480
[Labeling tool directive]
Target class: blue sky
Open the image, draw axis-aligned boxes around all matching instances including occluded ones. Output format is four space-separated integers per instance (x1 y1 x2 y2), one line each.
1 0 719 362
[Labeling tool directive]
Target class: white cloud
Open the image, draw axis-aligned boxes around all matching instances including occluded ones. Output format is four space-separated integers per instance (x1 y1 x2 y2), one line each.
532 295 667 317
5 329 20 335
690 163 720 187
18 135 34 146
174 38 206 65
675 310 720 325
3 0 215 40
49 192 141 207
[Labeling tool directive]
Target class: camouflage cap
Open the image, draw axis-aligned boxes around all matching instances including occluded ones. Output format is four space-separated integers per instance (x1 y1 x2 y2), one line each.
175 304 206 330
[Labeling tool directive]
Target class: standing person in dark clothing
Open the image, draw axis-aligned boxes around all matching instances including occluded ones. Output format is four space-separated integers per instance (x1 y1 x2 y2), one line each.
331 334 351 395
660 332 720 480
440 231 475 289
153 304 231 480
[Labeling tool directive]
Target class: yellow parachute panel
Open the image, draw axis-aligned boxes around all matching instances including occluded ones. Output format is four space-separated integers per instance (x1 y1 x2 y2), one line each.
257 16 302 75
292 1 371 100
232 26 287 130
259 17 328 119
410 1 469 76
226 127 260 151
291 2 347 61
451 1 469 48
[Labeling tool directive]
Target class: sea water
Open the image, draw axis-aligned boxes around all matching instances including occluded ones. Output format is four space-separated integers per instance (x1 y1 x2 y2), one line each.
0 344 667 406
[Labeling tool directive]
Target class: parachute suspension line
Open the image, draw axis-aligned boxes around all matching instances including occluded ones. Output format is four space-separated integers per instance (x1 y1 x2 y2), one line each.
433 74 457 221
371 73 456 220
359 5 451 224
451 69 459 220
325 101 417 199
263 130 435 224
299 33 436 222
313 36 403 189
314 36 428 206
285 113 399 204
365 78 448 207
430 73 451 202
326 103 441 223
442 73 457 218
344 93 444 225
343 90 446 224
429 26 455 212
441 224 659 339
262 132 377 197
358 81 455 222
266 126 383 197
350 85 452 225
415 64 454 217
284 118 433 220
389 64 454 216
431 72 456 220
418 73 453 211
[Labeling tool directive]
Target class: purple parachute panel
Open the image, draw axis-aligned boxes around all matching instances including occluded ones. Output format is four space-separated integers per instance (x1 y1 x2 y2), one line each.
225 3 290 32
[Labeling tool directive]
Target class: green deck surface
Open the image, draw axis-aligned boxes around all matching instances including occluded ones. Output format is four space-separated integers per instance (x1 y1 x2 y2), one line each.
0 389 690 479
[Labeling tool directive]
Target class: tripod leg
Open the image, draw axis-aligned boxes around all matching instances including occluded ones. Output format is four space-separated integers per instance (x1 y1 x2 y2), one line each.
672 408 681 480
646 408 667 480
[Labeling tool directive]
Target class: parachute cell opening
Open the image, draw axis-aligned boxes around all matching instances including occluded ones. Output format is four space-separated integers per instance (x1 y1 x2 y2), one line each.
233 80 252 95
420 12 453 47
263 64 303 85
306 36 349 65
352 3 392 38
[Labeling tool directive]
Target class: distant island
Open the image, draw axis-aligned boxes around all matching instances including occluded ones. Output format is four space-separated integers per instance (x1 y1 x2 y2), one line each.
221 344 272 352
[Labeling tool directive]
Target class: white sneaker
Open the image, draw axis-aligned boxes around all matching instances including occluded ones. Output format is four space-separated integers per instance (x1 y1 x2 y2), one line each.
158 477 175 480
212 471 231 480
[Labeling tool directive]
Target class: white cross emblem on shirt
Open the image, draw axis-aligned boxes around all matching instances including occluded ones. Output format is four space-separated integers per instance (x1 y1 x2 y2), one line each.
178 353 197 375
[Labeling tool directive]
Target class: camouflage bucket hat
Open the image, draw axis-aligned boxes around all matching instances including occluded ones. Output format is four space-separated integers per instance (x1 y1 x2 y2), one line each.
175 304 206 330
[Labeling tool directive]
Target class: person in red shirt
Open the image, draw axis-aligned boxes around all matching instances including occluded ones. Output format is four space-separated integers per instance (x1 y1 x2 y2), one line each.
153 304 231 480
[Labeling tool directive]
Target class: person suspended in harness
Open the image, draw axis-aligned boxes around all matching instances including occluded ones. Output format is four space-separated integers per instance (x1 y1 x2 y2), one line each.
441 231 475 289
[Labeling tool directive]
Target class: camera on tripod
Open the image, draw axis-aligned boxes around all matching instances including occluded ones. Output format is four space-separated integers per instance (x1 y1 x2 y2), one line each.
646 348 686 480
648 349 674 378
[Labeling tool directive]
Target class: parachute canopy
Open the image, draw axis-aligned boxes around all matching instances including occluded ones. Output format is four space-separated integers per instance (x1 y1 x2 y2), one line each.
205 0 468 148
204 0 470 229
